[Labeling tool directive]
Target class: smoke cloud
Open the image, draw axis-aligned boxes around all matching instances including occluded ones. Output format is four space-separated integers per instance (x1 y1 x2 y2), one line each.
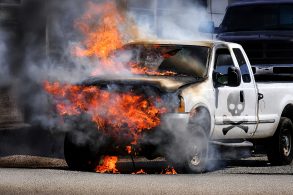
17 0 210 126
128 0 209 40
0 0 217 168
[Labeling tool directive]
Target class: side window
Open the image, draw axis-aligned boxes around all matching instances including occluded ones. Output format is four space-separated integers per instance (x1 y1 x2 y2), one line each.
214 48 235 85
233 48 251 83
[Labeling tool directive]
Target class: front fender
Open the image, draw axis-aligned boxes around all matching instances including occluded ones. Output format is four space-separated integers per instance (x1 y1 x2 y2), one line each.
189 105 213 137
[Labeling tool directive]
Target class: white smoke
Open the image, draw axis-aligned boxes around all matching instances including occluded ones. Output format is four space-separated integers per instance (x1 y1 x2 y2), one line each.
0 0 211 87
20 0 211 85
127 0 210 40
0 0 221 170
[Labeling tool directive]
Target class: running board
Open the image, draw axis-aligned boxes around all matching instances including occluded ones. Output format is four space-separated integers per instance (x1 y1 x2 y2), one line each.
210 140 253 147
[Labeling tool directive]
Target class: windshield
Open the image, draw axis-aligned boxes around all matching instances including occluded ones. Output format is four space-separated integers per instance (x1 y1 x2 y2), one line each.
220 4 293 32
125 44 210 78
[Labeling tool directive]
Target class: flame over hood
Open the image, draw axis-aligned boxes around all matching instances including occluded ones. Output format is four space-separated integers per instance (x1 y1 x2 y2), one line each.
81 75 203 93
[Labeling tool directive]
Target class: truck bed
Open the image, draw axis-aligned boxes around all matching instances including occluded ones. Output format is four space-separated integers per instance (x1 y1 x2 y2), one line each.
254 82 293 138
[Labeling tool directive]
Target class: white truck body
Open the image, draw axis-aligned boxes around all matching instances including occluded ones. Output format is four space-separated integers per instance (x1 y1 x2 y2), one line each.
175 41 293 141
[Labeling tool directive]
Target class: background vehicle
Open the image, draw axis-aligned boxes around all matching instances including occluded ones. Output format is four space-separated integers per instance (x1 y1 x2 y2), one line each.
213 0 293 80
64 40 293 173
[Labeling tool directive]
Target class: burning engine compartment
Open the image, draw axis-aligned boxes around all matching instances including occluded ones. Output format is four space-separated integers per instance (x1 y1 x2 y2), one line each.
44 81 180 146
44 81 182 173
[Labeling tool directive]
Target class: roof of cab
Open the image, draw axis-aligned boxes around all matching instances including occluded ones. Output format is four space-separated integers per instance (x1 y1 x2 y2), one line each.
229 0 293 8
125 39 230 48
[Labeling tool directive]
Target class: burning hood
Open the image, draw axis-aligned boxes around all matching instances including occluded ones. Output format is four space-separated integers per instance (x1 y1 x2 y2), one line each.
81 75 203 93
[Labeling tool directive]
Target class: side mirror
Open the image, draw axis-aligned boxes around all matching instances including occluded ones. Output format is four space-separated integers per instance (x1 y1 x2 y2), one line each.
199 21 215 33
213 71 225 86
228 67 241 87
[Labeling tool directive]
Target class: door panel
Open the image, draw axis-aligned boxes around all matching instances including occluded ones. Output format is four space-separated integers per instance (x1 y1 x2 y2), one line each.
213 47 257 139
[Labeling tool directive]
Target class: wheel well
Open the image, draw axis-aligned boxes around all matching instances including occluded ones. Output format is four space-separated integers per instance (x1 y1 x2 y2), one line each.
189 106 211 135
281 104 293 123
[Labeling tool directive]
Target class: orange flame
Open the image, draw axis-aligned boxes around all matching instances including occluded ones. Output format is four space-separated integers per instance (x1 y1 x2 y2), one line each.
73 1 176 76
164 166 177 175
126 146 132 154
44 81 166 144
132 169 146 174
96 156 119 173
74 2 124 60
73 1 128 76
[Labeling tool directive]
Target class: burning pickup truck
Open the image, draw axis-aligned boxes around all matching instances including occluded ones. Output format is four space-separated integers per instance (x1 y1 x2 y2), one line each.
45 40 293 173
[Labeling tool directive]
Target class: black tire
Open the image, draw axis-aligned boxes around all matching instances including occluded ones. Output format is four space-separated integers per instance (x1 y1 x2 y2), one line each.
64 129 112 171
167 124 209 174
267 117 293 166
183 124 209 173
64 131 94 171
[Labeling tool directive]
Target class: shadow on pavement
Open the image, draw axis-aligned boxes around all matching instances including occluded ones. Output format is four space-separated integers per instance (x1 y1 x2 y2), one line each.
0 126 65 158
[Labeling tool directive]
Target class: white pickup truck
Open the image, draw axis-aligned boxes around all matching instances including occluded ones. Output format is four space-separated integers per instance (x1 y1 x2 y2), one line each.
63 40 293 173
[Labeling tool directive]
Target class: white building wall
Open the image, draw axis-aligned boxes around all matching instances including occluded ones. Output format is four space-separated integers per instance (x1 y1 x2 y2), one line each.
207 0 230 26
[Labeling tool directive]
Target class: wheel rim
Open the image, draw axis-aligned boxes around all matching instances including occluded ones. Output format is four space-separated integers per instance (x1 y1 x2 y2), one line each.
281 129 291 157
190 145 202 166
189 131 207 167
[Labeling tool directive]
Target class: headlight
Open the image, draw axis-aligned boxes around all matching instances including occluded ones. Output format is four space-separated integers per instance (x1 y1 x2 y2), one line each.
177 95 185 113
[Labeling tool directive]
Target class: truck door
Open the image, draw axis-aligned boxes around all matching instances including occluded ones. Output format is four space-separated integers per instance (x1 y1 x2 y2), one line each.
213 46 258 139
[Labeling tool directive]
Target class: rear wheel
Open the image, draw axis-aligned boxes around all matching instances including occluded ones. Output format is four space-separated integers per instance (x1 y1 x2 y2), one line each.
267 117 293 165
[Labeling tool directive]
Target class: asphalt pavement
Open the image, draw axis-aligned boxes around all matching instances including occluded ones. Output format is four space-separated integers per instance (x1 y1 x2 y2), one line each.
0 155 292 194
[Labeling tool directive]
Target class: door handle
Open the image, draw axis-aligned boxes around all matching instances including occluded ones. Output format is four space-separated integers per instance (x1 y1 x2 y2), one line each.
258 93 264 101
240 90 244 103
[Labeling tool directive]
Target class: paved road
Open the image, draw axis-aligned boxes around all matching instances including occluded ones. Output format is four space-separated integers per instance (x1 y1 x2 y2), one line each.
0 155 292 194
1 168 293 195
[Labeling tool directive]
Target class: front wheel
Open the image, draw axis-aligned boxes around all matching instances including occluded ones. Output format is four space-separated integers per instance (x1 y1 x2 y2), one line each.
183 125 209 173
167 124 209 174
64 128 112 171
64 130 98 171
267 117 293 165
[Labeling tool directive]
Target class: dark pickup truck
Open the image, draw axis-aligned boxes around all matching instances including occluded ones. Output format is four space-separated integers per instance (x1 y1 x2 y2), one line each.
207 0 293 79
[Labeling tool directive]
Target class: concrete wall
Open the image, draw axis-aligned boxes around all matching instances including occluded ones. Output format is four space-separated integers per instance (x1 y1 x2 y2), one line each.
0 88 24 129
0 0 25 129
